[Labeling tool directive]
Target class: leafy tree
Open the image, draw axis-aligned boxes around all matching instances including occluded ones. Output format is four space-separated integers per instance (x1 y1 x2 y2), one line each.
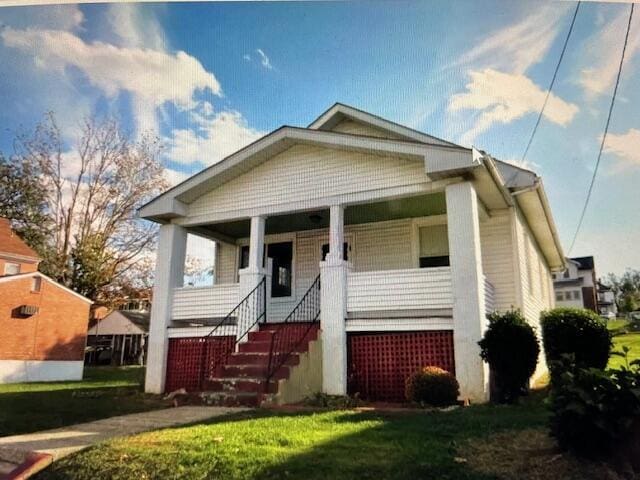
3 112 168 303
0 153 53 264
606 270 640 313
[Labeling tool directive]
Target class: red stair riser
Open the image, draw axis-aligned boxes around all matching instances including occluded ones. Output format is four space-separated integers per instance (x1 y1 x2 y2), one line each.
221 365 290 380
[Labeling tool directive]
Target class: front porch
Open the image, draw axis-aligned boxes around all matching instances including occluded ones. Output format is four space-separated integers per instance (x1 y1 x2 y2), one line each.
147 182 493 404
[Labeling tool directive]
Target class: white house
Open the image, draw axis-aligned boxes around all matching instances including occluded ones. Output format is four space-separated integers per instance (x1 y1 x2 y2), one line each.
139 103 565 405
553 256 597 312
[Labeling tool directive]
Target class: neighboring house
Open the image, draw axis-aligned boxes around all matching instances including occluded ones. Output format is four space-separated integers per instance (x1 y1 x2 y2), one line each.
597 281 618 318
139 103 565 404
0 218 92 383
553 256 598 312
86 308 150 366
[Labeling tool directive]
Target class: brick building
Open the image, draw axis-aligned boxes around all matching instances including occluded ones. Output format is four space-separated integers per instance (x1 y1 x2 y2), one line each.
0 218 92 383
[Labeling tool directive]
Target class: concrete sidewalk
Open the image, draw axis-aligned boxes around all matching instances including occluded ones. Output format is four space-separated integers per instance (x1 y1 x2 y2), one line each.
0 406 248 478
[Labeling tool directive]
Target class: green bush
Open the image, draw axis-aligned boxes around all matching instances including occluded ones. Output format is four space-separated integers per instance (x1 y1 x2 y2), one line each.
405 366 459 407
541 308 611 379
550 359 640 465
478 310 539 403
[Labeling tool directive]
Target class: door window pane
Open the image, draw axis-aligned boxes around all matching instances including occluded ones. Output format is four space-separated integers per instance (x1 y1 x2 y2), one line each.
268 242 293 297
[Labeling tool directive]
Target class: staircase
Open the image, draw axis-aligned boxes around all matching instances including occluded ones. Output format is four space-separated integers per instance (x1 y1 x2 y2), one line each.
201 322 320 406
199 274 321 407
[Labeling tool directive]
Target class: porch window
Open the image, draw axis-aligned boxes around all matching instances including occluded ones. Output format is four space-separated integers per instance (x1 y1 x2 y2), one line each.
321 242 349 261
418 225 449 268
238 243 292 297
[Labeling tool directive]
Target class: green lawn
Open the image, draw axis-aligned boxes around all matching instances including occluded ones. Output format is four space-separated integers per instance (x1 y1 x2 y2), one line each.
0 366 170 437
608 318 640 369
39 396 554 480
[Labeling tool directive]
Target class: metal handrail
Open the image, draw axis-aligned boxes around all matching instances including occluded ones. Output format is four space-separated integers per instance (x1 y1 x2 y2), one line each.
265 275 320 383
198 277 267 389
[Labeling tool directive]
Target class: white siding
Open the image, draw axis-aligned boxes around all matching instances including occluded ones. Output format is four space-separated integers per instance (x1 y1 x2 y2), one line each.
330 119 404 140
189 145 426 217
479 209 517 311
350 220 414 272
215 242 238 284
514 209 553 325
171 284 239 320
347 267 453 312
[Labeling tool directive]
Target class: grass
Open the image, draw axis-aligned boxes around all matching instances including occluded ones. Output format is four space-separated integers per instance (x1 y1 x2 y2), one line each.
607 318 640 369
39 395 552 480
0 366 170 437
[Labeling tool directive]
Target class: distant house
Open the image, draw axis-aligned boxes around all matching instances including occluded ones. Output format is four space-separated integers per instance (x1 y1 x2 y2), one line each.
86 308 149 366
597 281 618 318
552 256 598 312
0 218 92 383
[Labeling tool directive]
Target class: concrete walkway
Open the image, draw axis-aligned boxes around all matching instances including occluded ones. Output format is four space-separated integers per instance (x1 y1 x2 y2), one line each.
0 406 248 478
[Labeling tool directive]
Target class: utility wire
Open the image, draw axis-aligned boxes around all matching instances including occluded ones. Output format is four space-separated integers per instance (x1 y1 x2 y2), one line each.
569 2 634 254
520 2 581 165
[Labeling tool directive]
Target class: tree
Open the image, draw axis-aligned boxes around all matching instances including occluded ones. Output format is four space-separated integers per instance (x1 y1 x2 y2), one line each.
0 153 52 262
6 112 168 303
606 270 640 313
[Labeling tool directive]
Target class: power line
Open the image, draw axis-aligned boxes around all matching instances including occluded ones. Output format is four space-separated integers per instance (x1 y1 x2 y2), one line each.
520 2 581 164
569 2 635 254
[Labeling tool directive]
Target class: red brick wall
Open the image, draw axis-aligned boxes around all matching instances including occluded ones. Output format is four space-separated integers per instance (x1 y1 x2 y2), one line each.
0 277 90 361
0 258 39 275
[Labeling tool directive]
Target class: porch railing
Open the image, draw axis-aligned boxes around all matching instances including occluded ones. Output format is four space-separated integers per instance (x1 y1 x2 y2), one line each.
198 277 267 389
265 274 321 383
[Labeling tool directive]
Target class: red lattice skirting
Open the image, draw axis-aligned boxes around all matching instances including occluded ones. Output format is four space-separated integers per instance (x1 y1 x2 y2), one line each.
347 330 455 402
165 336 235 393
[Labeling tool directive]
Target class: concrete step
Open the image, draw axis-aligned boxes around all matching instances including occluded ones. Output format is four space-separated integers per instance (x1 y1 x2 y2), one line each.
226 352 300 367
205 377 278 394
220 364 290 380
199 391 261 407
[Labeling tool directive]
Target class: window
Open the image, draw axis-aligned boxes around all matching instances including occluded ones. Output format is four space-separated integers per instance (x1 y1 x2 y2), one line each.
268 242 293 298
555 292 563 302
418 225 449 268
4 262 20 275
31 276 41 293
573 290 581 300
563 270 570 279
238 245 266 270
321 242 349 261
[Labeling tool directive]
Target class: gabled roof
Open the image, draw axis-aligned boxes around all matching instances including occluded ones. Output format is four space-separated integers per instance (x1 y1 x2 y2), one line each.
308 103 459 147
139 124 471 220
0 271 92 304
0 218 39 261
88 309 149 335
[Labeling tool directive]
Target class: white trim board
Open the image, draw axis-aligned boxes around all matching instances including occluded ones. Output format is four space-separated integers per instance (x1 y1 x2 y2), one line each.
0 360 84 384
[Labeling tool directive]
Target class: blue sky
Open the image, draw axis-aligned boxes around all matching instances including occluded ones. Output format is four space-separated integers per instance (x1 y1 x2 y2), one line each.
0 0 638 276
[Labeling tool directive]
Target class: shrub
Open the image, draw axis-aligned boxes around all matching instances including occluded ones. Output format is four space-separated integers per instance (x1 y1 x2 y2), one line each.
541 308 611 379
478 310 539 403
549 360 640 466
405 366 459 407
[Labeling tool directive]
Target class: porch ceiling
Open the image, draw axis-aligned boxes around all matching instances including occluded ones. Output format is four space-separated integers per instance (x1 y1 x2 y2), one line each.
196 192 446 239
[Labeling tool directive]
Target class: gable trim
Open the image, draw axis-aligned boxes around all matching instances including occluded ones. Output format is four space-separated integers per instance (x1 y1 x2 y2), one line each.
308 103 460 148
0 272 93 304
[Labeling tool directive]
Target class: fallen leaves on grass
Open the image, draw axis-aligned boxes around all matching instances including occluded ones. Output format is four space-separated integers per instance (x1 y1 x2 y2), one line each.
464 428 624 480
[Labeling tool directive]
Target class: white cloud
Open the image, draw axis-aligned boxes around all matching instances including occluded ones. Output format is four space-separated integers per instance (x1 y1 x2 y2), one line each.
163 167 190 187
106 3 165 51
256 48 273 70
243 54 251 61
579 6 640 99
452 3 570 75
449 69 579 145
2 28 220 107
165 104 265 167
603 128 640 171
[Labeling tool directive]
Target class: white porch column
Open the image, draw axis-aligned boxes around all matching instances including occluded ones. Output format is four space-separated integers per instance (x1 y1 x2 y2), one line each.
238 216 267 342
445 182 489 403
145 223 187 394
320 204 348 395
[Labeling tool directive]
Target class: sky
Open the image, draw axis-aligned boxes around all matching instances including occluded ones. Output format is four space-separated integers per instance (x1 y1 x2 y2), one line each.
0 0 638 278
